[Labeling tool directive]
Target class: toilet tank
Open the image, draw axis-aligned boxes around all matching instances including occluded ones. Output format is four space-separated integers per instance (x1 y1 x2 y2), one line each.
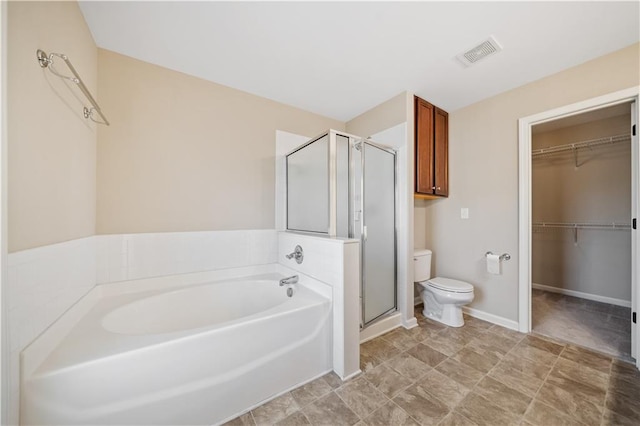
413 249 432 282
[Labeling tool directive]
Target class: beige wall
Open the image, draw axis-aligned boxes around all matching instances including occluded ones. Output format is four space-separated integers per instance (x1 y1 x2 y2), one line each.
8 1 97 252
6 1 98 423
532 114 631 301
419 43 639 321
97 49 343 235
346 92 408 137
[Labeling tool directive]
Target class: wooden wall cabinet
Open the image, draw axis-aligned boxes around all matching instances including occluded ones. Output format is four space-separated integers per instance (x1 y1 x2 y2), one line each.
414 96 448 198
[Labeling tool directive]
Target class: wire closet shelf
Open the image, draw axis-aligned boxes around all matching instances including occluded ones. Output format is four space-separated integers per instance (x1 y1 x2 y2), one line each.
532 134 630 158
533 222 631 245
36 49 109 126
533 222 631 230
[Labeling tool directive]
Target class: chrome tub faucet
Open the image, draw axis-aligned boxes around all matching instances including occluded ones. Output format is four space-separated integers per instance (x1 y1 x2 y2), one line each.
280 275 299 297
279 275 299 286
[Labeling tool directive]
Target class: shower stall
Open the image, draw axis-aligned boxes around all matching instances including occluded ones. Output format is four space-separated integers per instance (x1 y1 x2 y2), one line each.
286 129 397 327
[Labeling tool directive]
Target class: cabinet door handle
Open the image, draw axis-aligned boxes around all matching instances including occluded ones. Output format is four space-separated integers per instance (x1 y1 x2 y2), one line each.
432 186 436 190
437 187 441 190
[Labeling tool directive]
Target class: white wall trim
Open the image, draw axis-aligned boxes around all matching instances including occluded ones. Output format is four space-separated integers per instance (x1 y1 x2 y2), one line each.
533 283 631 308
518 86 640 334
462 306 520 331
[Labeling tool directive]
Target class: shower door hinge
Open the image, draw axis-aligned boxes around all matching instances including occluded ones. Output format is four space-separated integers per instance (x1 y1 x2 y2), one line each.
633 218 637 230
633 312 637 324
633 124 636 136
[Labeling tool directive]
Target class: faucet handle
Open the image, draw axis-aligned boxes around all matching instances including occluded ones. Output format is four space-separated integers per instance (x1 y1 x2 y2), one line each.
285 245 304 264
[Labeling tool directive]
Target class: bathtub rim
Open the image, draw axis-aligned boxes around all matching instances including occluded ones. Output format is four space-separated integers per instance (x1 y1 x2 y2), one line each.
33 283 330 378
21 263 331 380
101 278 304 336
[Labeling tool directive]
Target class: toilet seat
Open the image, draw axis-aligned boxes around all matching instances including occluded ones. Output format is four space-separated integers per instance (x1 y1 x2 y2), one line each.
427 277 473 293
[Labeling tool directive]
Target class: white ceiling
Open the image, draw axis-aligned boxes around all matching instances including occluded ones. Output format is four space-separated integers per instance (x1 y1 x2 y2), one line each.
79 1 639 122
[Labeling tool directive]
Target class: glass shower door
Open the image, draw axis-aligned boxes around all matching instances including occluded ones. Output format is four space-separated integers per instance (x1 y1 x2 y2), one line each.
361 141 396 325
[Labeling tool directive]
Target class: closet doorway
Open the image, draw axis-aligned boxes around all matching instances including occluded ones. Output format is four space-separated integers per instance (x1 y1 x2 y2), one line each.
518 87 640 369
531 103 633 360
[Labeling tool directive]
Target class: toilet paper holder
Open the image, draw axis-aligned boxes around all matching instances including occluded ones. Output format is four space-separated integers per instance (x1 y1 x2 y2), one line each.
485 251 511 261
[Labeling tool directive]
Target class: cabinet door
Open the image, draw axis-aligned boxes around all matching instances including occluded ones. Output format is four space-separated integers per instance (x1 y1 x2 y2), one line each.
415 97 435 194
434 107 448 196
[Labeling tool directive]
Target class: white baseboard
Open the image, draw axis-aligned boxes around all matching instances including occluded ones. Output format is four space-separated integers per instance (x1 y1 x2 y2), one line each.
532 283 631 308
415 296 519 331
462 306 520 331
403 317 418 329
341 369 362 381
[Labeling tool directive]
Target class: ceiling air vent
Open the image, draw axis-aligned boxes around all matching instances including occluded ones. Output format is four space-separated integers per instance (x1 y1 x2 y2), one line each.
456 36 502 67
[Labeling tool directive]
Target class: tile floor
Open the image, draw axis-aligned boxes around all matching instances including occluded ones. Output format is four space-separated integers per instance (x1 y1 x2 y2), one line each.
532 289 632 361
225 306 640 426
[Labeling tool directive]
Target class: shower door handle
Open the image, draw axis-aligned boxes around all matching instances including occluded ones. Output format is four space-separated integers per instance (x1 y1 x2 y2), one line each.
363 225 368 241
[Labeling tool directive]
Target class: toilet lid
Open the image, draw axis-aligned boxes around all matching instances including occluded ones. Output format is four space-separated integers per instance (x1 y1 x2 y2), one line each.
427 277 473 293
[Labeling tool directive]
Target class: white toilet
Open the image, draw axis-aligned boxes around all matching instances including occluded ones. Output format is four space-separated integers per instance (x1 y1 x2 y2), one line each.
414 249 474 327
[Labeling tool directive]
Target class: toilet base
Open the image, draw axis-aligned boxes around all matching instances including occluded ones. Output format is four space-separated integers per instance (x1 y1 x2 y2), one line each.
422 304 464 327
420 288 466 328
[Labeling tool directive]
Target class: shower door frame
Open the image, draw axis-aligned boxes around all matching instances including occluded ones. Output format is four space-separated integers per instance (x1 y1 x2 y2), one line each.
354 138 398 328
284 129 399 329
285 129 355 237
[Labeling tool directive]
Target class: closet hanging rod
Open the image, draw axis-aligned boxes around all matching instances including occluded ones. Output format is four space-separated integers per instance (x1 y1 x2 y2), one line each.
532 222 631 230
36 49 109 126
532 134 629 158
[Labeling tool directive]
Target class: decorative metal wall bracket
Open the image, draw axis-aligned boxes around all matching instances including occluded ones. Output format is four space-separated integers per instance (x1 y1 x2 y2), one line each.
37 49 110 126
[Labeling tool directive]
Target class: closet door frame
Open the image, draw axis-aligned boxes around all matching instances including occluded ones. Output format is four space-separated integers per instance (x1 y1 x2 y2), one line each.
632 101 638 361
0 1 6 420
518 86 640 367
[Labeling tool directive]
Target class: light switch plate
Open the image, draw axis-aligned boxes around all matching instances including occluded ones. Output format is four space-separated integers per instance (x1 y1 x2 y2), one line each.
461 208 469 219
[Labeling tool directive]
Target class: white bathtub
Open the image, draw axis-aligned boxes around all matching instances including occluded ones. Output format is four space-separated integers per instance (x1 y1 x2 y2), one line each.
21 269 332 425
